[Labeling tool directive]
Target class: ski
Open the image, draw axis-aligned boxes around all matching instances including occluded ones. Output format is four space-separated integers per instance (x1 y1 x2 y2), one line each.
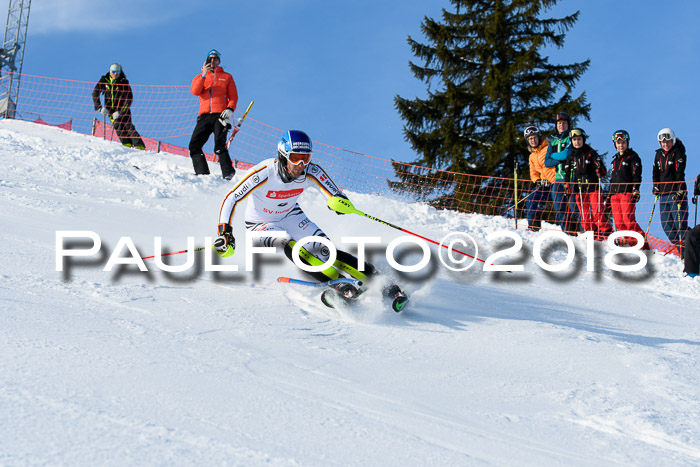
277 276 363 289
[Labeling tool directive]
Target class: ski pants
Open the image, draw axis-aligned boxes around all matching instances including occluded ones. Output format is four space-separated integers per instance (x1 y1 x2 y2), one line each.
684 225 700 274
245 205 373 282
525 187 549 231
188 113 235 177
112 109 145 148
659 194 688 245
575 189 613 238
610 193 646 246
551 182 580 233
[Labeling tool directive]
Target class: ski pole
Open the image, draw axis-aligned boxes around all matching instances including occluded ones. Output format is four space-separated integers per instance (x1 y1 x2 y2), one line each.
644 195 658 238
141 245 211 260
278 277 362 288
327 196 486 264
226 100 254 149
514 163 518 230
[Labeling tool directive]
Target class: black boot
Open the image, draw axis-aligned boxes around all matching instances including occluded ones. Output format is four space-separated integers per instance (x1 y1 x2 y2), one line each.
191 153 210 175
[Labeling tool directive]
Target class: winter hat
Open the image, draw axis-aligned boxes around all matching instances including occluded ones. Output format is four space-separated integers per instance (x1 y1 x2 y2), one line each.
207 49 221 60
109 63 122 74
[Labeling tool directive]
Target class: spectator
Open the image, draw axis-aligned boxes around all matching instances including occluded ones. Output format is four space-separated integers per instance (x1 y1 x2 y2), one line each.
608 130 649 249
652 128 688 250
523 125 553 231
684 225 700 278
92 63 145 150
188 49 238 179
544 112 579 233
563 128 613 240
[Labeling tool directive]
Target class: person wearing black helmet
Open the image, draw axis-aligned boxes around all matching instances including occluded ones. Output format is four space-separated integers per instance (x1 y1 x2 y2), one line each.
608 130 648 249
188 49 238 179
544 112 579 233
563 128 613 240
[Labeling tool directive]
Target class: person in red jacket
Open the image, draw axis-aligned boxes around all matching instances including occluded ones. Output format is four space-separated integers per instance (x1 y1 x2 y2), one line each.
188 49 239 179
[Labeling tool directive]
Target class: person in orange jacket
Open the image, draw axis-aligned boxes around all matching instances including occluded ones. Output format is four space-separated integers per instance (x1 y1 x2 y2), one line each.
188 49 239 179
523 125 553 231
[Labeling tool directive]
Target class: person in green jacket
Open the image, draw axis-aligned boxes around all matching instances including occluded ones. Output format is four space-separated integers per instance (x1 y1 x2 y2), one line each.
544 112 579 233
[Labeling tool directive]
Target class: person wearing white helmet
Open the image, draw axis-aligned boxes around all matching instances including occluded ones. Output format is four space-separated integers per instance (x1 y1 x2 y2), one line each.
92 62 146 150
523 125 552 231
652 127 688 249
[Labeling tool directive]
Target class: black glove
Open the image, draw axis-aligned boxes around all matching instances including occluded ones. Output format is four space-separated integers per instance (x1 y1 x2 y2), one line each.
630 190 640 203
603 195 611 209
672 191 685 202
214 223 235 255
652 186 660 196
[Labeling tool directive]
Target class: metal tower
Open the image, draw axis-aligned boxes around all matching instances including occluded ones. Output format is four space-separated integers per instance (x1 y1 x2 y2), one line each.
0 0 30 118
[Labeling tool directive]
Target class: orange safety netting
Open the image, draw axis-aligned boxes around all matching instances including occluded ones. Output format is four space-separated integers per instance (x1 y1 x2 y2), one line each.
5 71 696 257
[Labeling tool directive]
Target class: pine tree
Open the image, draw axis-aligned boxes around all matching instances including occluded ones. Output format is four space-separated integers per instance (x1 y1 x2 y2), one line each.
393 0 590 211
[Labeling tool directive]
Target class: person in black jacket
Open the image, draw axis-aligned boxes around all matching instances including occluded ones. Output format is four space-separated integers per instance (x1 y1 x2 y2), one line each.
608 130 649 249
92 63 145 150
563 128 613 240
652 127 688 247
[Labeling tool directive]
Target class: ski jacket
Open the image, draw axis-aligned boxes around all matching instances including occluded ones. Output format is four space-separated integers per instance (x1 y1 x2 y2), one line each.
653 140 687 194
92 72 134 113
191 66 238 116
528 139 554 183
219 158 345 226
563 144 607 193
609 148 642 194
544 130 571 181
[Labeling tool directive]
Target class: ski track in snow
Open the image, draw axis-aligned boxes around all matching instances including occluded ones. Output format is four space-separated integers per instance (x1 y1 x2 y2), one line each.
1 120 699 466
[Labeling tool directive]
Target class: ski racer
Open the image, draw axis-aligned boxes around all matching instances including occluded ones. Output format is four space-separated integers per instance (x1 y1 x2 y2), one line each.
213 130 408 311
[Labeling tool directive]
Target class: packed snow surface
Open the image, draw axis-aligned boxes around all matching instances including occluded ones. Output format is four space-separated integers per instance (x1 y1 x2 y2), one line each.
1 120 699 466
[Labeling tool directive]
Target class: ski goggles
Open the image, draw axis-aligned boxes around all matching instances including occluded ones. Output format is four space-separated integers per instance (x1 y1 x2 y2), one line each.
523 126 540 138
613 132 629 142
657 132 673 142
570 129 585 138
555 112 570 122
286 152 312 166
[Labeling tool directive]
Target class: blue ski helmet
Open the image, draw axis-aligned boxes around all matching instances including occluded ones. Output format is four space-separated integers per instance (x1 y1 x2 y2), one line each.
278 130 313 159
277 130 313 182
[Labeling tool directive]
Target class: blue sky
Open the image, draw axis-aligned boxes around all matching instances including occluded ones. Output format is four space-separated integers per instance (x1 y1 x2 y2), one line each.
9 0 700 198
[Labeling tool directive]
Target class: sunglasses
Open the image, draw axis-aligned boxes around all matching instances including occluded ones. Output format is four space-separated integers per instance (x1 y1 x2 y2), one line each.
613 132 629 142
658 133 673 142
287 152 311 165
110 70 121 74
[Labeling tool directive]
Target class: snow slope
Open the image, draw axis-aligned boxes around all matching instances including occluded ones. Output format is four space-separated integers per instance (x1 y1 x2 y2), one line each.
1 119 699 466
